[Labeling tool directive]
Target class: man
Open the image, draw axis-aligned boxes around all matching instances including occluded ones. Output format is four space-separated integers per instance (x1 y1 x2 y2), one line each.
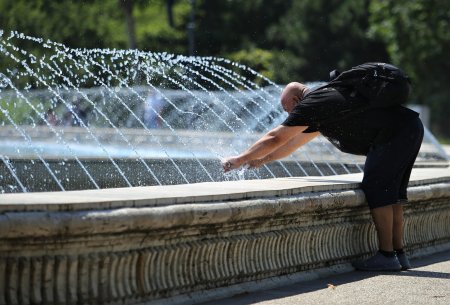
222 72 424 272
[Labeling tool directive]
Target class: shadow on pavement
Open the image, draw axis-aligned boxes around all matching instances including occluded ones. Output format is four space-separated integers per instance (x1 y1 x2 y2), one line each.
199 249 450 305
386 269 450 280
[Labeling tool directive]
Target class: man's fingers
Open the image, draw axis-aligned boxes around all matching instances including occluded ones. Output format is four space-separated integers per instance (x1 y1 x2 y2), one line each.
222 159 245 172
222 160 233 172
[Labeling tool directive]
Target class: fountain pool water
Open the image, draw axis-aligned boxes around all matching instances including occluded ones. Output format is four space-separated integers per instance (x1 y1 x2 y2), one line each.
0 31 448 193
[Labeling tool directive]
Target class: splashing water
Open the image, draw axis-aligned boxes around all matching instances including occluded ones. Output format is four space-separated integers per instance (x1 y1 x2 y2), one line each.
223 164 251 181
0 31 448 193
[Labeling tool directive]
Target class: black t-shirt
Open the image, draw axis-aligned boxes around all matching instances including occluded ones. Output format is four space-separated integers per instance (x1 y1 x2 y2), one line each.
281 86 419 155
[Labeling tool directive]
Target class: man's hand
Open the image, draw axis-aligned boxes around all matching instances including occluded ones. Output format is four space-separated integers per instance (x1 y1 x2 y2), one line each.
222 158 264 173
222 156 243 172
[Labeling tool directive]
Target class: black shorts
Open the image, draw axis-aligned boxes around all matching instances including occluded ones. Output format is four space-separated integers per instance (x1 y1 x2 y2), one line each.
361 116 424 209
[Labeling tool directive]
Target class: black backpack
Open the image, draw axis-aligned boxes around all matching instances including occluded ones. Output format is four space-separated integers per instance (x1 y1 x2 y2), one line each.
328 62 411 108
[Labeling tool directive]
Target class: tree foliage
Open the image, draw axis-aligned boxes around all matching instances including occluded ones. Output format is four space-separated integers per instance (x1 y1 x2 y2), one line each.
266 0 389 82
0 0 125 48
369 0 450 136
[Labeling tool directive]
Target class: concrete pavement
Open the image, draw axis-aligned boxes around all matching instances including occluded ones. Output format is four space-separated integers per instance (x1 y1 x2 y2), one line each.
200 249 450 305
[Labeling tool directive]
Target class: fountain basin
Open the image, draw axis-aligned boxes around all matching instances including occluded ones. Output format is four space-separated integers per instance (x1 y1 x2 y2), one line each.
0 167 449 305
1 126 447 192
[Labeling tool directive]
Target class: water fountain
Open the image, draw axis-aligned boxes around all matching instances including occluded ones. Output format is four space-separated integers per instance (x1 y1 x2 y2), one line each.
0 31 449 305
0 31 448 194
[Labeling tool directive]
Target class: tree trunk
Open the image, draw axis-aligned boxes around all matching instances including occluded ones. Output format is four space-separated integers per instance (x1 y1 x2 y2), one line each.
119 0 137 49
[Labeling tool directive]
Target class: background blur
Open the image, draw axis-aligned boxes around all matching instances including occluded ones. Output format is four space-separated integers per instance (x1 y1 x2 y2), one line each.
1 0 449 140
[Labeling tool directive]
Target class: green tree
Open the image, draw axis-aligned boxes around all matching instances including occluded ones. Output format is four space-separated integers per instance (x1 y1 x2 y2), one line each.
194 0 290 55
119 0 137 49
368 0 450 137
0 0 192 51
227 48 275 82
193 0 291 84
266 0 389 83
134 0 190 54
0 0 126 49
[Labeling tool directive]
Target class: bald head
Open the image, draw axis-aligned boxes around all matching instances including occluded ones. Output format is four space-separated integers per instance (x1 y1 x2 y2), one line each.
280 82 307 113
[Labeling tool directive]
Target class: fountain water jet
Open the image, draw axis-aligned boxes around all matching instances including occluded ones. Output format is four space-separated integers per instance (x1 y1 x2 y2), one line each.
0 31 448 193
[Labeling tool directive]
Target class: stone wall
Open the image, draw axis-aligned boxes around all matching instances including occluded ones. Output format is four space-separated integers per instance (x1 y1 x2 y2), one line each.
0 170 449 305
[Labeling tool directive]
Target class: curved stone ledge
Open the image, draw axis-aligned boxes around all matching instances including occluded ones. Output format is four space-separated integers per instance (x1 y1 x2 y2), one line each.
1 182 449 240
0 168 448 212
0 168 449 305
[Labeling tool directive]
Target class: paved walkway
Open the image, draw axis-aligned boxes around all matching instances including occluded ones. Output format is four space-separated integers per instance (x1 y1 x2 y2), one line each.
200 250 450 305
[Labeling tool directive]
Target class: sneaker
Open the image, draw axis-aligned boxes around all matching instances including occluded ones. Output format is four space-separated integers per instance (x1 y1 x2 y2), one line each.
353 251 402 271
396 252 411 270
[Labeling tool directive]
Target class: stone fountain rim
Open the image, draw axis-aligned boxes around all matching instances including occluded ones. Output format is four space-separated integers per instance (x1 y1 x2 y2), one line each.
0 168 448 214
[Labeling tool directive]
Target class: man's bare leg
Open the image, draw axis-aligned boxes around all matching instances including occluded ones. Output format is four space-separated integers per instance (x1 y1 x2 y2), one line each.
392 203 404 250
371 205 394 251
353 204 401 271
392 203 411 269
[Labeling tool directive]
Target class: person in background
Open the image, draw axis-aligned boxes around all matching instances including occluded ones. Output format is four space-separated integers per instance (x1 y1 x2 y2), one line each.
143 90 164 128
44 108 59 126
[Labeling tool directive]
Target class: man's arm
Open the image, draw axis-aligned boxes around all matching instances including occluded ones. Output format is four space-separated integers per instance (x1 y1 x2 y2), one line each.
222 125 308 172
247 130 320 168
